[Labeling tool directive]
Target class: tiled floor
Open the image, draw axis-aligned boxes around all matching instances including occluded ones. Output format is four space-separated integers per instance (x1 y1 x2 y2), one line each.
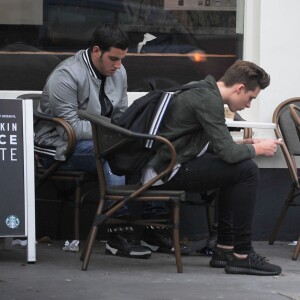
1 240 299 300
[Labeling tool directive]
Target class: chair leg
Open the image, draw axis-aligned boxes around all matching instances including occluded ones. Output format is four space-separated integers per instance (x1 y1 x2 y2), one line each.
57 190 65 240
173 200 183 273
81 225 99 270
80 228 90 261
74 180 81 241
81 198 106 269
205 204 215 237
292 235 300 260
269 187 295 245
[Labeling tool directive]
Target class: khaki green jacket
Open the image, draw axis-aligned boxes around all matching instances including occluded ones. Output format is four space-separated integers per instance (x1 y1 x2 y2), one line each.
148 75 255 173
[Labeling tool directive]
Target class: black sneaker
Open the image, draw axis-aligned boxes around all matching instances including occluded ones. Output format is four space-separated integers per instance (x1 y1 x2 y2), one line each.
105 234 151 259
141 229 174 253
209 247 233 268
225 252 282 276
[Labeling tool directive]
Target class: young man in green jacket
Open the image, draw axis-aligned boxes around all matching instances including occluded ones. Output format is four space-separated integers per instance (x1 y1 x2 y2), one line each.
141 60 282 276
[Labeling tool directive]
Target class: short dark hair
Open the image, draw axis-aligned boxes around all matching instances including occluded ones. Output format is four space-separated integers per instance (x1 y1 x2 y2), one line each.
89 23 129 52
219 60 270 91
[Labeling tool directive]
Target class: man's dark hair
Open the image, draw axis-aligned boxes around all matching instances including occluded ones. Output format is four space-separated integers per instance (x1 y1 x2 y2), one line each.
89 23 129 52
220 60 270 91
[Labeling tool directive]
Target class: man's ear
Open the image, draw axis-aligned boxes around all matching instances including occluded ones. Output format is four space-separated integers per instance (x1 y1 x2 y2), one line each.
92 46 101 56
236 83 245 94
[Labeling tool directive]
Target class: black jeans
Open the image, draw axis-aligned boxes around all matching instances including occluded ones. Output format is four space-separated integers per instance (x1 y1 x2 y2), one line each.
159 152 259 254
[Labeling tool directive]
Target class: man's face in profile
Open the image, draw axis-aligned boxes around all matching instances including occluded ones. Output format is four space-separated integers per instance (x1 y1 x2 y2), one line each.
228 84 260 112
92 46 128 77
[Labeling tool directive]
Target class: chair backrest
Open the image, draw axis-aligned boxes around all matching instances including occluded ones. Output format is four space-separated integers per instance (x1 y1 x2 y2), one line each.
17 93 77 187
272 98 300 188
289 104 300 141
77 110 177 194
18 92 76 156
17 93 42 117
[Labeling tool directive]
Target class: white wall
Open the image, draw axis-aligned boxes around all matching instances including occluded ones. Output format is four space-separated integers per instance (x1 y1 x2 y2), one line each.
242 0 300 167
242 0 300 123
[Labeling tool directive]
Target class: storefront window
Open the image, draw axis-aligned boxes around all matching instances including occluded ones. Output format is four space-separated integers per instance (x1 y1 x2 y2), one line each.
0 0 243 91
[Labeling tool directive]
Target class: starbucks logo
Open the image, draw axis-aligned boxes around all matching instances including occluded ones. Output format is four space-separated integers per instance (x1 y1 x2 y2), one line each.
5 215 20 229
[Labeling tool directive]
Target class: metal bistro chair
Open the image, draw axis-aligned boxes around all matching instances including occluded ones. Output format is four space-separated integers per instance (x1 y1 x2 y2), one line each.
287 103 300 260
18 93 97 241
78 110 185 273
268 98 300 260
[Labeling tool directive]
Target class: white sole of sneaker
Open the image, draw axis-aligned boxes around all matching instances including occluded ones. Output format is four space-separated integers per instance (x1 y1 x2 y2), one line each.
141 240 159 252
106 243 118 255
106 243 151 257
129 250 151 256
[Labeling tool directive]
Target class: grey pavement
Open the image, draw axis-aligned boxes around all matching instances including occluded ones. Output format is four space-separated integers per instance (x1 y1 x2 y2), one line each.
1 240 300 300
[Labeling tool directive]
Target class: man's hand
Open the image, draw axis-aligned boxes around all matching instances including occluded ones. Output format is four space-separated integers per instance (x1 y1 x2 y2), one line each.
252 138 283 156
